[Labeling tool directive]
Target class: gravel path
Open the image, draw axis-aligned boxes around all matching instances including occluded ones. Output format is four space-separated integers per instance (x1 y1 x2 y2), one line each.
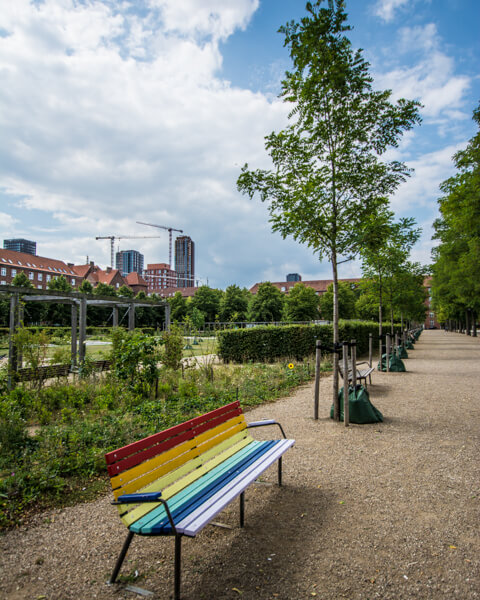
1 330 479 600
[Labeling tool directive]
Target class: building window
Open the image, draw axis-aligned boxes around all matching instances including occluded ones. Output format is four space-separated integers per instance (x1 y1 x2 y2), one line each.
29 271 34 280
11 269 16 277
0 281 6 285
38 273 43 281
37 285 42 289
281 286 286 292
0 267 5 276
46 274 51 282
71 278 75 286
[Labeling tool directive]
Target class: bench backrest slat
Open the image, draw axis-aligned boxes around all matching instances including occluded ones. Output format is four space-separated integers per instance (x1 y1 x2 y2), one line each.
110 416 247 493
106 401 242 477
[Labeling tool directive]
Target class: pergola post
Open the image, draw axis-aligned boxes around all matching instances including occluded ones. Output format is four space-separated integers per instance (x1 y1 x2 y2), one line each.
112 306 119 328
165 302 171 331
78 297 87 364
128 302 135 331
71 303 78 367
7 293 19 390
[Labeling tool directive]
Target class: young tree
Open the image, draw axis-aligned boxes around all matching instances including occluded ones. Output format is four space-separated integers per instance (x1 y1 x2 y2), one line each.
248 282 285 322
284 282 320 321
237 0 421 415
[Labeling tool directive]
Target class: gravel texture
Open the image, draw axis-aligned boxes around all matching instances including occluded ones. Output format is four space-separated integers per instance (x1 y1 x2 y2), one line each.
1 330 479 600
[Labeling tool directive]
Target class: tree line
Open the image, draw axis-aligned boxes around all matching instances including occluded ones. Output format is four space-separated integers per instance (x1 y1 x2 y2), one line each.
431 102 480 333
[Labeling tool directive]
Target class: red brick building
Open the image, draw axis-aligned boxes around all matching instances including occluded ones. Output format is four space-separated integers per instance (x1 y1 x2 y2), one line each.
144 263 178 294
249 277 361 296
0 248 83 289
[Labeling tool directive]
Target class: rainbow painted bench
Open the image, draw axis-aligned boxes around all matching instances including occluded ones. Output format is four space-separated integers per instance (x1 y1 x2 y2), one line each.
105 401 294 599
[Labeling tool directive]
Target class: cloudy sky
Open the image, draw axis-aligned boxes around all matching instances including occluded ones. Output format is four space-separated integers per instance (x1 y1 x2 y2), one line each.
1 0 479 289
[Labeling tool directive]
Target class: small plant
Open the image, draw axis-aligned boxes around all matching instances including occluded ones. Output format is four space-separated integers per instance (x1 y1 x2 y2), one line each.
162 326 184 371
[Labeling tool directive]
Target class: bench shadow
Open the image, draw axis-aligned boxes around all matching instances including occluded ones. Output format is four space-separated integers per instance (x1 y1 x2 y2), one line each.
179 485 332 600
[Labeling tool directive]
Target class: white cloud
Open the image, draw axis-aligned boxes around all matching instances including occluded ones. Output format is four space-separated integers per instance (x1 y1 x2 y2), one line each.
389 143 464 214
373 0 411 22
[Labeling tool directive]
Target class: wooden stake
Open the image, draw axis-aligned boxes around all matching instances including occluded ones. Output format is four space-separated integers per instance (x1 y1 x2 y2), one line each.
314 340 321 420
386 334 391 372
343 342 349 427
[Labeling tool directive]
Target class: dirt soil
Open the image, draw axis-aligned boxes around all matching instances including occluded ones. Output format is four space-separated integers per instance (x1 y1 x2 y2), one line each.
1 330 479 600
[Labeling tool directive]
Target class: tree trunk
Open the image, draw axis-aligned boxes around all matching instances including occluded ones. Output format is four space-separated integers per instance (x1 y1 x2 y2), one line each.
378 275 383 365
332 252 340 421
473 311 477 337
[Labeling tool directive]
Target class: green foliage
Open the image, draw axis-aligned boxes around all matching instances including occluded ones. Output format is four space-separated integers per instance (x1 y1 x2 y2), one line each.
13 327 51 389
319 282 357 321
118 285 134 297
219 285 250 322
248 282 284 322
79 280 93 294
169 291 188 322
190 286 222 322
431 102 480 324
111 329 162 395
283 282 319 322
11 271 34 288
93 282 117 297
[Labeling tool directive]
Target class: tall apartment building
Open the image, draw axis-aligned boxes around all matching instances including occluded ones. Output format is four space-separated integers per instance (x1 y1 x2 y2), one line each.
4 238 37 255
115 249 144 277
175 236 195 288
286 273 302 282
144 263 177 293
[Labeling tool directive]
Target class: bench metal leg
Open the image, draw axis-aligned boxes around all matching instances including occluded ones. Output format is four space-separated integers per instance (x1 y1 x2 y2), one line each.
109 530 134 584
239 492 245 527
278 456 283 486
174 534 182 600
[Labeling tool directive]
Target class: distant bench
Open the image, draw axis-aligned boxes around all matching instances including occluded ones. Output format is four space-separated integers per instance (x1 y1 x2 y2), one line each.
105 401 295 599
16 359 112 382
339 360 374 388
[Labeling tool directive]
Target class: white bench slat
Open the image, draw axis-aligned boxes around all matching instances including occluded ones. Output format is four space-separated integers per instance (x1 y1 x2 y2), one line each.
177 439 295 537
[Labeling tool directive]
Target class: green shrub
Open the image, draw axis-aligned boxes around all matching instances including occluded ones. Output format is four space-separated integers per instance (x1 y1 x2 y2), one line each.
217 321 400 363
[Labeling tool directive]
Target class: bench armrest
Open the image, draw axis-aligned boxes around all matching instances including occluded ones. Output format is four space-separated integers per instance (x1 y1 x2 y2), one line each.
247 419 287 439
113 493 178 533
113 491 163 504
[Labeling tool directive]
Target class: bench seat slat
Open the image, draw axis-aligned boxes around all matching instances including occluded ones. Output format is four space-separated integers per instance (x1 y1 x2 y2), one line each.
119 433 253 526
131 440 277 535
128 439 265 532
179 439 295 537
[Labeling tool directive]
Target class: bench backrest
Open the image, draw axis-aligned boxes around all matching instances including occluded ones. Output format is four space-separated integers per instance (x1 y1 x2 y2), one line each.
105 401 254 527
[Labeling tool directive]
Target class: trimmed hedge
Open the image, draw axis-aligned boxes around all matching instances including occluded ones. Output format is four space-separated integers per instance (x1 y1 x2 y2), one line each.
217 321 401 363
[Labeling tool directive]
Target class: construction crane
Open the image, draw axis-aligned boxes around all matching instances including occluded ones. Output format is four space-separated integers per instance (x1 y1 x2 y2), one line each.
136 221 183 268
95 235 162 268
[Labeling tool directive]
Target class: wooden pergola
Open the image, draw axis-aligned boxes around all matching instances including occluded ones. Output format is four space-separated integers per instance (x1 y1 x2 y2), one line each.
1 285 170 388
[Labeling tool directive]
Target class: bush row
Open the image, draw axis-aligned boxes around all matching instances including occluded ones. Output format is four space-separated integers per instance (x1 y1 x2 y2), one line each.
217 321 402 363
